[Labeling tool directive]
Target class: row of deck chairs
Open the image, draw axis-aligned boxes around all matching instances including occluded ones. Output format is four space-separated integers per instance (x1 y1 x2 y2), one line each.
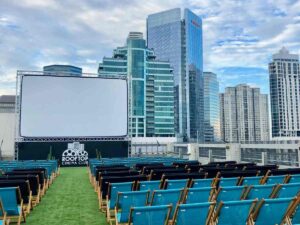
0 160 59 225
103 179 300 224
97 173 300 210
112 192 300 225
89 157 193 178
89 159 300 225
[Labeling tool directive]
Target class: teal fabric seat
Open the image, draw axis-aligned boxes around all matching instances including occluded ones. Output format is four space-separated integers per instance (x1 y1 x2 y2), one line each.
214 199 257 225
192 178 214 188
0 187 21 216
184 187 215 203
245 184 276 200
289 174 300 184
241 176 263 185
107 182 134 209
275 183 300 198
265 175 287 185
130 205 172 225
116 190 149 223
139 180 161 192
219 177 239 187
254 198 293 225
151 188 184 218
164 179 189 190
216 186 246 202
173 202 214 225
139 180 161 203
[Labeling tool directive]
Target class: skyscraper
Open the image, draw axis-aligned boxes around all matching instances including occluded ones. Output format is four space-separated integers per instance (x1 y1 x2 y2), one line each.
203 72 220 142
98 32 175 138
147 8 203 142
220 84 270 143
269 47 300 139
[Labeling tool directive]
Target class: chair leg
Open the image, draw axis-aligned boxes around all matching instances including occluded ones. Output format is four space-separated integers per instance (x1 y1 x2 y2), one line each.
17 216 21 225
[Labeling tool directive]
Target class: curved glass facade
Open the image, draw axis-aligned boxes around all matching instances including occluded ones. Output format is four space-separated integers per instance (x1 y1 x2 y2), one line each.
98 32 175 137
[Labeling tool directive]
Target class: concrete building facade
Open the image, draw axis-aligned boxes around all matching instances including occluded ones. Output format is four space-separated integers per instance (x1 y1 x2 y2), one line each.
220 84 270 143
269 47 300 139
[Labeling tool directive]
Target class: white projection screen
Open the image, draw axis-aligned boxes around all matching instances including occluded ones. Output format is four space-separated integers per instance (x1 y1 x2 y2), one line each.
20 75 128 137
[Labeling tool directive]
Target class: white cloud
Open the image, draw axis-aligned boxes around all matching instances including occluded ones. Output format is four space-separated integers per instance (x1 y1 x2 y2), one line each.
0 0 299 95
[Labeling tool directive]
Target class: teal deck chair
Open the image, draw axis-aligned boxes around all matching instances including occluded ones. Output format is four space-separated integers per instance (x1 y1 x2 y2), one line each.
129 205 172 225
183 187 215 204
218 177 239 187
173 202 215 225
164 179 189 190
192 178 215 188
115 190 149 225
216 186 247 202
289 174 300 184
213 199 257 225
245 184 278 200
265 175 288 185
106 182 135 222
275 183 300 198
138 180 161 203
253 197 295 225
107 182 134 210
239 176 264 186
0 187 25 225
151 188 184 218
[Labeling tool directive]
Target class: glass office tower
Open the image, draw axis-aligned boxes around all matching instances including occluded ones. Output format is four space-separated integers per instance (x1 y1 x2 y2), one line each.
98 32 175 137
43 65 82 76
203 72 220 142
147 8 204 142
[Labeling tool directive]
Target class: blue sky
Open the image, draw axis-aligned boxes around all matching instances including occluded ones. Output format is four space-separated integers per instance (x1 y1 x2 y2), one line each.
0 0 300 95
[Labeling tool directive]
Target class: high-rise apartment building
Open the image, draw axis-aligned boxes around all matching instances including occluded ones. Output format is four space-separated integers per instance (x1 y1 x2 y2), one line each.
98 32 175 137
269 47 300 139
203 72 220 142
147 8 203 142
220 84 270 143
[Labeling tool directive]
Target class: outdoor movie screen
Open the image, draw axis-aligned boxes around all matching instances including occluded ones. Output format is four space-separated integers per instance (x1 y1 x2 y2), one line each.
20 75 128 137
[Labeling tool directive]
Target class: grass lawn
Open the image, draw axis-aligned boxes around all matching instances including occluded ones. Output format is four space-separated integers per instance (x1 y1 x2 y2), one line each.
25 167 108 225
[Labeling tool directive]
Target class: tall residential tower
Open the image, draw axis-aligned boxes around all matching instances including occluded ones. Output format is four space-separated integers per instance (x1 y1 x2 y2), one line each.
269 47 300 139
220 84 270 143
147 8 203 142
98 32 175 138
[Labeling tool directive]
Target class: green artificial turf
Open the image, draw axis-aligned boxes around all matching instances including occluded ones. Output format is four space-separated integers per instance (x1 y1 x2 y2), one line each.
25 167 108 225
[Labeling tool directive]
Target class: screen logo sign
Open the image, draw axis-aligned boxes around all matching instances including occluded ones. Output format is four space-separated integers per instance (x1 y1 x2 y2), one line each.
62 142 88 166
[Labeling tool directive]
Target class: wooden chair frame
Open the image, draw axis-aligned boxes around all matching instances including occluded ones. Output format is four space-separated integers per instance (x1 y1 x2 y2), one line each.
284 194 300 225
